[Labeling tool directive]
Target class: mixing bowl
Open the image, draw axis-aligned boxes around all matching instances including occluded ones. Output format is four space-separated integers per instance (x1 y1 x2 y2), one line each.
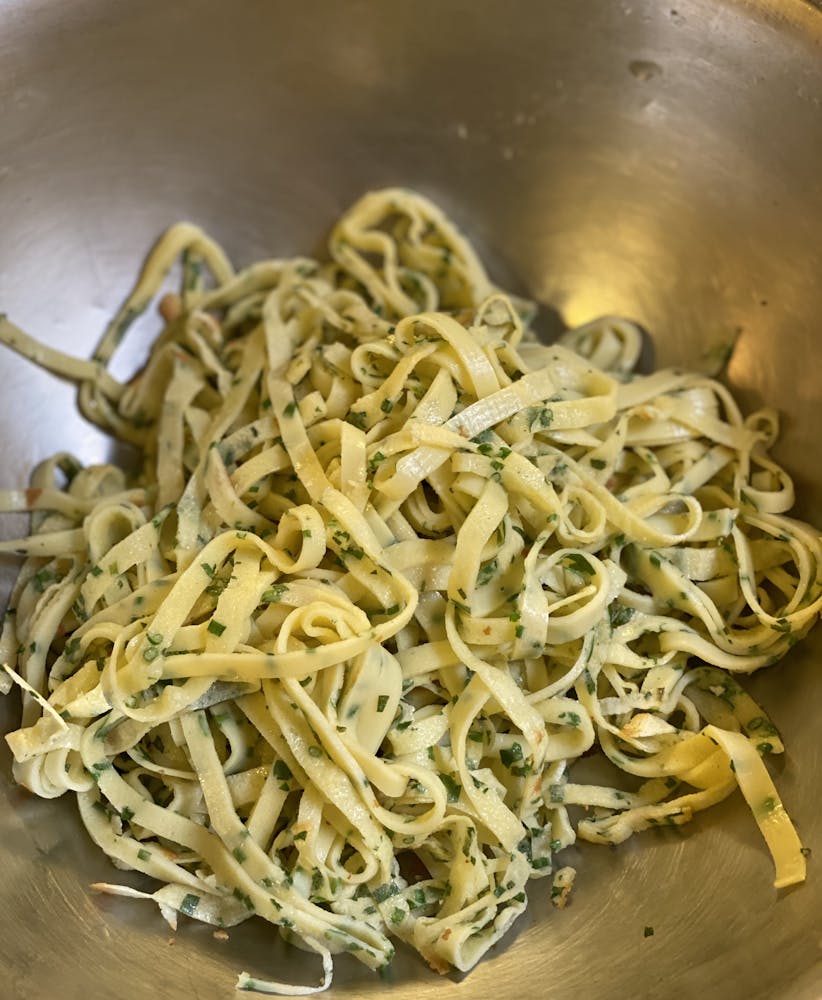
1 2 820 998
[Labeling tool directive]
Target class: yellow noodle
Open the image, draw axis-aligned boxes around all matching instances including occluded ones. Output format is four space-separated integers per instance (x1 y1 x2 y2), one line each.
1 187 819 994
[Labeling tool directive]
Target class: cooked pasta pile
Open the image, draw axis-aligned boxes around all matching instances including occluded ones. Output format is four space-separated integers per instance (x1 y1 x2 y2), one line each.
1 189 819 994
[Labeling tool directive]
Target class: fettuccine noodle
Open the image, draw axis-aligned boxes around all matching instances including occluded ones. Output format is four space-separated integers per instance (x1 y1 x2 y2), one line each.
1 189 819 993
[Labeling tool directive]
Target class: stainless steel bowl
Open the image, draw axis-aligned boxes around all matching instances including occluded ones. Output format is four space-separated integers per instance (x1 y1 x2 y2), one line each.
1 2 821 998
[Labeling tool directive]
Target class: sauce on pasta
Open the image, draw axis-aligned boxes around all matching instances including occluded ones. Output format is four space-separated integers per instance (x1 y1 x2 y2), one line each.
1 189 818 994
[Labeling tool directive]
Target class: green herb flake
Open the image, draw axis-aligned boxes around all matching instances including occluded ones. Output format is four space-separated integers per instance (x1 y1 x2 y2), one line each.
440 773 462 803
262 583 288 604
529 406 554 430
565 553 594 577
759 796 778 816
373 882 399 904
608 603 635 629
232 887 255 911
499 743 524 769
477 559 498 587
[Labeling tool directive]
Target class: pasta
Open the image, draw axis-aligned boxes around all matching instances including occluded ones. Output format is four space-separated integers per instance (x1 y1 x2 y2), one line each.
1 188 819 994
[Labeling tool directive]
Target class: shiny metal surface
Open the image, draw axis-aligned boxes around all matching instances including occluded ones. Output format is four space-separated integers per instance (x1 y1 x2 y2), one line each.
1 1 821 997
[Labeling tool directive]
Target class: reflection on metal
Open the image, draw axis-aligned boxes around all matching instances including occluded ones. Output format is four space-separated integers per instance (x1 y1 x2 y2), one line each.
0 1 820 998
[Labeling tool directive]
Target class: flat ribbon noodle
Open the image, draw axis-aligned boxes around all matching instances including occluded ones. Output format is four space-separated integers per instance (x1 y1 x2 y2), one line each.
2 188 819 995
